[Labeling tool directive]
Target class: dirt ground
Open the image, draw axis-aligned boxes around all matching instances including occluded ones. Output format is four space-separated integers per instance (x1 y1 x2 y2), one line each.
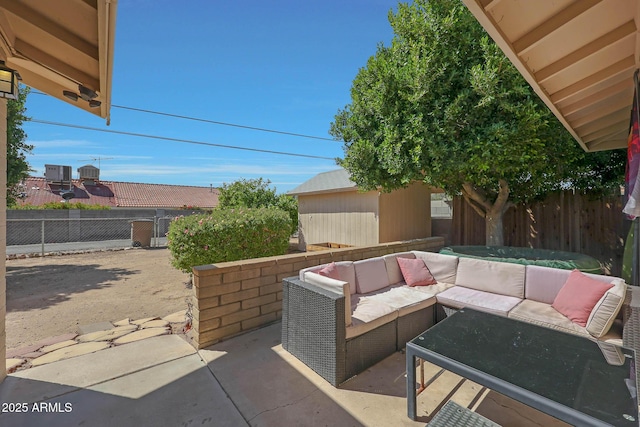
5 248 192 350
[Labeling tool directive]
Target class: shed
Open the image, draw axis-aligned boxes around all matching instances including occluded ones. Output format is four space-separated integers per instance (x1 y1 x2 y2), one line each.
288 169 432 251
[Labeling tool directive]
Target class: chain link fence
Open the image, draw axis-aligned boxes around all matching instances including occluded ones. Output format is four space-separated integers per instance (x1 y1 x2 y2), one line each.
7 215 181 257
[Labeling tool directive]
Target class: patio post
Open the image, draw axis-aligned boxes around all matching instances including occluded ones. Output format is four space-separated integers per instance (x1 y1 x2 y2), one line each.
0 98 7 382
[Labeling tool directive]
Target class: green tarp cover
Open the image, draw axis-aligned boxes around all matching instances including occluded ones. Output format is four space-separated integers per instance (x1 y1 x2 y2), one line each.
439 246 603 274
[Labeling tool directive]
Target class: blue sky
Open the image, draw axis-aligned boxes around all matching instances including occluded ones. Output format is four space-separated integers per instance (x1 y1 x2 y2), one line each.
23 1 399 194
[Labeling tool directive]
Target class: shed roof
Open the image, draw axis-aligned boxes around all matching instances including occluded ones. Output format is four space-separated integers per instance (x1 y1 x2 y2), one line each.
288 169 358 196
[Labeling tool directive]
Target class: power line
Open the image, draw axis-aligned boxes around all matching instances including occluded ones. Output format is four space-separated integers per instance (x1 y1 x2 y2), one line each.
30 90 337 142
112 104 336 142
27 119 337 161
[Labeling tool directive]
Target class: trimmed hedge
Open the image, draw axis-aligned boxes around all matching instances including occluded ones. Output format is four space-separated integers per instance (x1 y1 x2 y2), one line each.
168 207 291 273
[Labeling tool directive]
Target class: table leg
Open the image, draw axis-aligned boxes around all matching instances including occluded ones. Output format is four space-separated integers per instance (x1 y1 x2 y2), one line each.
418 359 426 394
407 350 417 420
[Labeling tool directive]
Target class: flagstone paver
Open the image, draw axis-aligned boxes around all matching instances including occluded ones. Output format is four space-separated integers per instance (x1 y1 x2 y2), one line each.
78 321 115 335
131 317 159 325
77 325 138 342
40 340 78 354
20 351 44 359
113 328 170 344
6 358 25 372
163 310 187 323
7 310 189 373
6 333 79 359
113 318 131 326
140 319 169 329
31 342 110 366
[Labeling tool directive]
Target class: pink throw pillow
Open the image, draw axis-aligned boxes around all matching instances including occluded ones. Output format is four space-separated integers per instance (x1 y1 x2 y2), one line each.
397 257 437 287
318 262 341 281
552 270 614 327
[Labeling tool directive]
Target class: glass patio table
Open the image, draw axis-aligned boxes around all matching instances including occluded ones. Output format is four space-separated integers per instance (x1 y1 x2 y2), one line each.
406 308 639 426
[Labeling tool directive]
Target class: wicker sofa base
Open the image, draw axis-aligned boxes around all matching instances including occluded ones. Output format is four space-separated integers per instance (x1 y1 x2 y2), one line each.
282 277 438 386
397 306 436 349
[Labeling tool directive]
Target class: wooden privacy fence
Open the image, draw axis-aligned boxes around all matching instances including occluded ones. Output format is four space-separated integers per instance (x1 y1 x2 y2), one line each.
449 191 631 276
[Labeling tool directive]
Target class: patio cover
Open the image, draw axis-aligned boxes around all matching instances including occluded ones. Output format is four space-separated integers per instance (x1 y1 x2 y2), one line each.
461 0 638 153
0 0 117 123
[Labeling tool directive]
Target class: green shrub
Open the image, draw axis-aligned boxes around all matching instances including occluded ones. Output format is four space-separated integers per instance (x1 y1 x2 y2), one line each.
167 207 291 273
218 178 298 236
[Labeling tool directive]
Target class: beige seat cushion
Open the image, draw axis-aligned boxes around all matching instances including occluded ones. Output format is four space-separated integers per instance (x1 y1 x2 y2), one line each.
508 299 590 338
407 282 454 297
358 286 436 316
437 286 522 317
347 295 398 339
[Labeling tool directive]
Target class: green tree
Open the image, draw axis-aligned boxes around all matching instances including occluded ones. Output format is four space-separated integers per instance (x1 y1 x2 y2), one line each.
218 178 298 235
330 0 624 245
7 85 32 207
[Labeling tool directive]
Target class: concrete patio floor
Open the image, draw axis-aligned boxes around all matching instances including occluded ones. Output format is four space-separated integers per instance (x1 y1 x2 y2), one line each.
0 322 566 427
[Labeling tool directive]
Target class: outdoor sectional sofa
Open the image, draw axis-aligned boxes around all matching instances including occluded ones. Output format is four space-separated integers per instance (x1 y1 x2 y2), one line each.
281 250 636 386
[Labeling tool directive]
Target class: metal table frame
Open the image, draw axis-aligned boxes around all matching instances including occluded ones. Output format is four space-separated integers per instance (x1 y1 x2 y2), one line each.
406 319 637 426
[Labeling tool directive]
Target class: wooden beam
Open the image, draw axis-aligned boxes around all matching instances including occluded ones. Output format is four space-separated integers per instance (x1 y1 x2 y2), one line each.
580 119 628 143
586 129 629 150
0 0 98 59
576 108 628 135
549 55 635 103
81 0 98 9
14 39 99 90
535 20 636 83
568 93 631 128
560 79 632 116
513 0 602 55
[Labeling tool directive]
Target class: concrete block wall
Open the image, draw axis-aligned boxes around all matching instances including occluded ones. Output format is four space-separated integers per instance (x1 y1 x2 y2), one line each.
189 237 445 349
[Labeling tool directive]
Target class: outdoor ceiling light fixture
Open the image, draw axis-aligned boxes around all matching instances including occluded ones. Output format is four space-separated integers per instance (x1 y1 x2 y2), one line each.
62 85 101 108
0 62 18 99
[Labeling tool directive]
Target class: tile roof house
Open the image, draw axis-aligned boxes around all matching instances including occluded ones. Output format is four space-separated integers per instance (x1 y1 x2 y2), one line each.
288 168 432 251
15 177 219 209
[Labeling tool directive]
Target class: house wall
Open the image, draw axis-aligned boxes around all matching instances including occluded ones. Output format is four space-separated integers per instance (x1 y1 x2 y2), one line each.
189 237 445 349
378 182 431 243
297 190 379 250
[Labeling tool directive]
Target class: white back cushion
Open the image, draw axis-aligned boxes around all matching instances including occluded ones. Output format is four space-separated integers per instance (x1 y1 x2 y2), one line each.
299 261 356 295
525 265 617 304
412 251 459 283
455 257 525 298
382 252 416 284
353 258 390 294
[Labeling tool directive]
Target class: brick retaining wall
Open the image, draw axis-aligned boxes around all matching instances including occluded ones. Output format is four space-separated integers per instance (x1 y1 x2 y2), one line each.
188 237 444 349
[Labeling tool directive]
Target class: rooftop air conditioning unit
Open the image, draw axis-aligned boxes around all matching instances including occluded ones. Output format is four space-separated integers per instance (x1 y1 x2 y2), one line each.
45 164 72 182
78 165 100 183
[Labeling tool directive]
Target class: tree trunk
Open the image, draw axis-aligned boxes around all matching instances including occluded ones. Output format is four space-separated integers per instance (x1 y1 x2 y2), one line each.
485 210 504 246
461 180 513 246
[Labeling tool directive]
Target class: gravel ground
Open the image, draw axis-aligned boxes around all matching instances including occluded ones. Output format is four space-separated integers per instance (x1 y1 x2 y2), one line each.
5 248 192 350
